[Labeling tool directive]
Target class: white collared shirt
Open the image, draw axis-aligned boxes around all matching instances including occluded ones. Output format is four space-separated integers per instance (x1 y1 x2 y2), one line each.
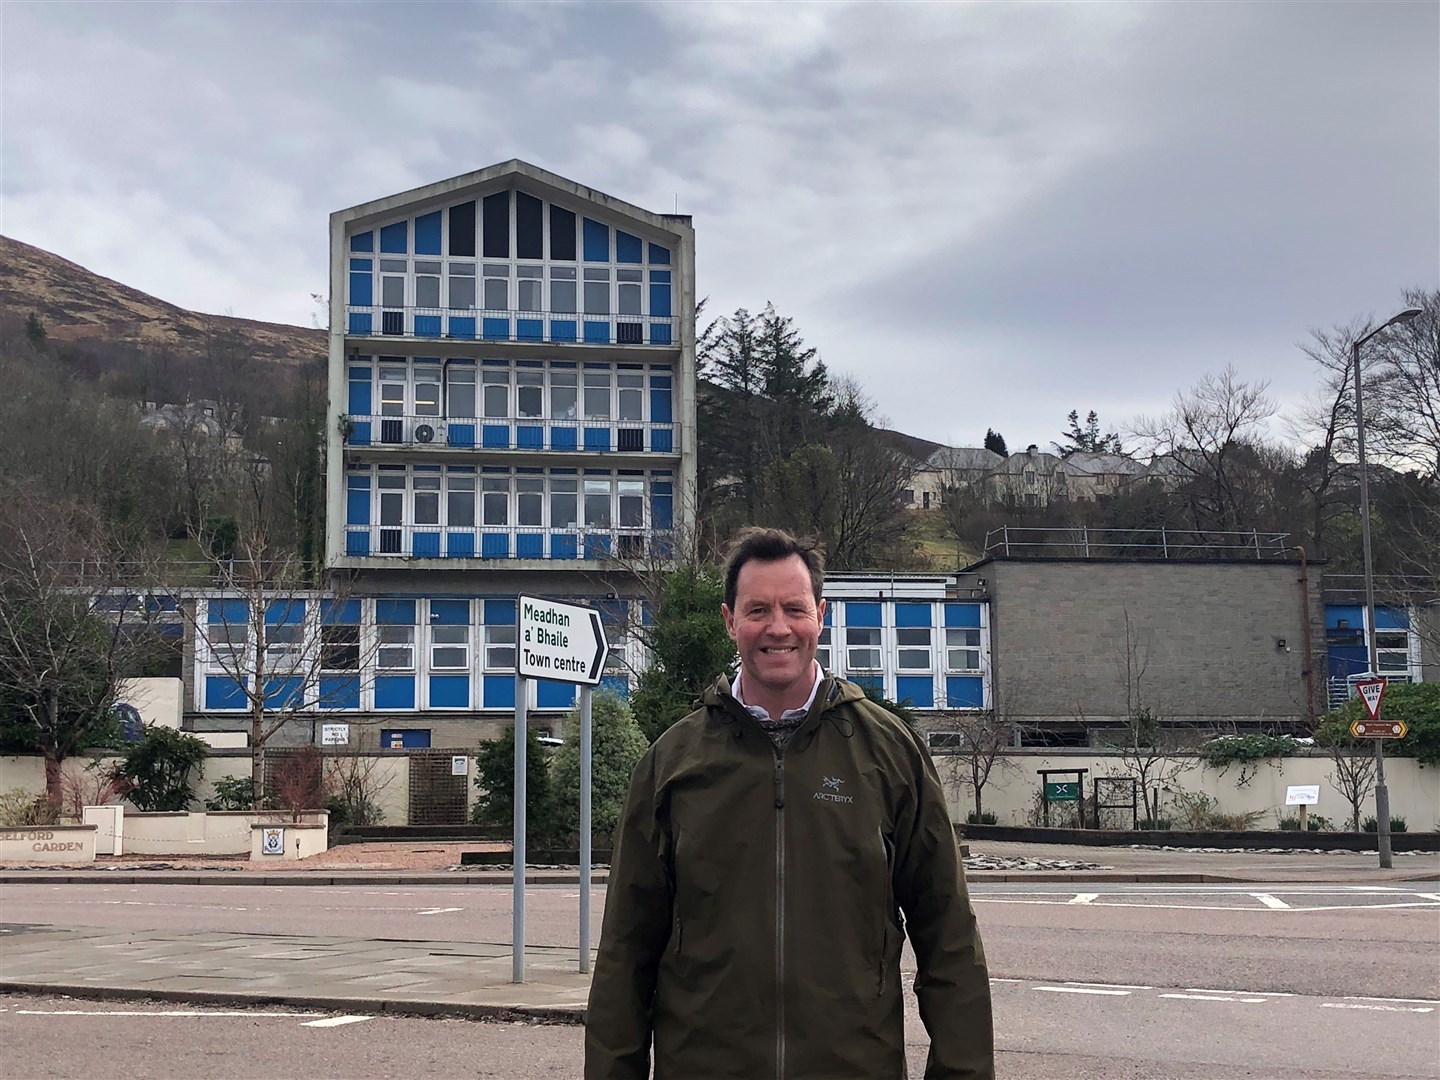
732 661 824 724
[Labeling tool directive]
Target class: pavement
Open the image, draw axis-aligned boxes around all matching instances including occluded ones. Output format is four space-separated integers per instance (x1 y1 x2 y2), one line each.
1 841 1435 1023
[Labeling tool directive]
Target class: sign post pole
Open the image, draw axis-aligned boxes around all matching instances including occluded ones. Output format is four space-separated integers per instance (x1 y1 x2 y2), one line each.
512 679 528 984
513 596 610 982
1354 677 1392 868
579 684 593 974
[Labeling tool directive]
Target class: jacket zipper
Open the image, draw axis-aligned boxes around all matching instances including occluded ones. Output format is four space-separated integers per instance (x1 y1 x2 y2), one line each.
774 747 785 1080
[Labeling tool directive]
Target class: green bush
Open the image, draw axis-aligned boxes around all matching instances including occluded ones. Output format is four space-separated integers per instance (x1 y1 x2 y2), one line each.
1137 817 1174 831
549 691 649 843
472 725 557 839
108 727 210 812
203 774 255 811
1278 813 1335 832
1362 816 1408 833
1317 682 1440 765
966 810 998 825
0 788 58 826
1198 734 1300 786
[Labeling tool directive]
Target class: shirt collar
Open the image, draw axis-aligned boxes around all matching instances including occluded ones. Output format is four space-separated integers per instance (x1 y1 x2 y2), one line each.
731 661 824 720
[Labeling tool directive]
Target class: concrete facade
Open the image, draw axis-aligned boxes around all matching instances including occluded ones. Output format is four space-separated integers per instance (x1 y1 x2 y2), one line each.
979 557 1324 736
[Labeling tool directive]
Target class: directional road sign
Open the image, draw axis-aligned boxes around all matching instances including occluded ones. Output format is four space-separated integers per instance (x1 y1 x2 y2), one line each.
517 596 609 685
1350 719 1407 739
1355 678 1386 721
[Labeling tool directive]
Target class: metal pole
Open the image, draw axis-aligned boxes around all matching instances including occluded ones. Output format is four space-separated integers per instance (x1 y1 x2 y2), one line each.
579 685 593 973
513 679 529 981
1353 336 1392 869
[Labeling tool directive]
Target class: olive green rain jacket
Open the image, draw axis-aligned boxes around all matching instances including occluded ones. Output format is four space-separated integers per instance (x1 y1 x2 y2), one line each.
584 675 994 1080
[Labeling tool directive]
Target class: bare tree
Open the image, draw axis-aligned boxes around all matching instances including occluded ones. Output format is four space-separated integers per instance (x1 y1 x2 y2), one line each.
170 462 377 807
936 709 1017 824
0 482 162 810
1369 287 1440 477
1131 366 1284 533
1324 745 1377 832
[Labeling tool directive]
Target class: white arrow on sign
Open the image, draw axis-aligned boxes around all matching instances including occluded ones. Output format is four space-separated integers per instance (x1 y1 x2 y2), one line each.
517 596 610 686
1356 678 1386 721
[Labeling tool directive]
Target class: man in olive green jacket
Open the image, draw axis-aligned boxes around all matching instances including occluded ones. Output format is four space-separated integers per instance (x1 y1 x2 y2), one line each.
585 529 993 1079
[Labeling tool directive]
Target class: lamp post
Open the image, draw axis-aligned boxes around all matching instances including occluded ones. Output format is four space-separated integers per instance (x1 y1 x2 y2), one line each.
1352 305 1422 869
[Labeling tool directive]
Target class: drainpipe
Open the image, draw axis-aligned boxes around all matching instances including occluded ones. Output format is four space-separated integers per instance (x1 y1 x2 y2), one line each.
1293 546 1317 729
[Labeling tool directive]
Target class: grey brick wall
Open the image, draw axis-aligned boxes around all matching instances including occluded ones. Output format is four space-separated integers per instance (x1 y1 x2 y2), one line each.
985 558 1323 729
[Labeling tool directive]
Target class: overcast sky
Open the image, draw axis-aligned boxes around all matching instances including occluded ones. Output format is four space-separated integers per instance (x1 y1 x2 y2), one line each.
3 1 1436 451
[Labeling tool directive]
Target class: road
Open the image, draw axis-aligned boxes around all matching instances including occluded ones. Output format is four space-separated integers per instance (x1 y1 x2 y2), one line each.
2 882 1437 1078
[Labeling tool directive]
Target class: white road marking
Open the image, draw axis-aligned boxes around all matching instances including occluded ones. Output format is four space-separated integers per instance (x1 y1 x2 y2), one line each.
1417 893 1440 902
16 1009 310 1018
1322 1002 1434 1013
1161 994 1266 1003
1184 988 1292 996
301 1015 373 1027
416 907 462 916
1345 995 1440 1005
1067 893 1099 905
1065 981 1154 990
1251 893 1290 909
1034 986 1131 996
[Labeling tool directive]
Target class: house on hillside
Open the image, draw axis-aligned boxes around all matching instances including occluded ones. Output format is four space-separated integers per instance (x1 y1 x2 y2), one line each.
907 446 1003 509
980 445 1066 508
1056 451 1148 501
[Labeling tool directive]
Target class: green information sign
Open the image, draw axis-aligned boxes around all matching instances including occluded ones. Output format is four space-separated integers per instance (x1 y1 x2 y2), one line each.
1045 781 1080 802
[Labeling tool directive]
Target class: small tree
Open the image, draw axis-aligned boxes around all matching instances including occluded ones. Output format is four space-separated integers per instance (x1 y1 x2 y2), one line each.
629 564 736 742
983 429 1008 457
471 725 556 840
324 739 394 828
938 709 1017 823
267 746 328 822
109 726 210 812
1056 409 1124 456
548 692 648 842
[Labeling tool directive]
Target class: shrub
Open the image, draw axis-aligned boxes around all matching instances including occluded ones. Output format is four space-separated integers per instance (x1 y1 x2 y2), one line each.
549 692 648 843
472 725 557 840
1278 814 1335 832
108 726 210 812
203 775 255 812
1137 817 1174 830
966 810 998 825
1198 734 1300 786
0 788 58 827
1168 791 1265 831
1317 682 1440 765
1362 816 1408 833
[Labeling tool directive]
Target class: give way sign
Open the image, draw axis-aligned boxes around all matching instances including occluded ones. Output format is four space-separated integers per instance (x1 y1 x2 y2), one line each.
1355 678 1386 721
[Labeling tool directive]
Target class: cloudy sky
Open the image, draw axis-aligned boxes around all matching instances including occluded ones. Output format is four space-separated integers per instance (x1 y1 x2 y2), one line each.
3 1 1436 450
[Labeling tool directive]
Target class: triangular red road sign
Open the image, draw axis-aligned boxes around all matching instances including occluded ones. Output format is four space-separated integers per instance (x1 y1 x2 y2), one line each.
1355 678 1386 721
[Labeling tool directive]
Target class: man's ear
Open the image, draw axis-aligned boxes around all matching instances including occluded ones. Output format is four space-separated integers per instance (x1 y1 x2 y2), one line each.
816 598 827 624
721 604 737 641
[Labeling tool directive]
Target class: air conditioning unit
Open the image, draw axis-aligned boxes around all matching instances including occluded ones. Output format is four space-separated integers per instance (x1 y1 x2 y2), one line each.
413 422 440 444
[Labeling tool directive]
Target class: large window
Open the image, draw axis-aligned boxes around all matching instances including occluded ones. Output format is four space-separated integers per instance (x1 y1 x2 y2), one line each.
551 478 578 529
585 478 612 529
946 628 981 672
431 625 469 670
264 624 304 667
447 367 476 418
483 369 509 418
551 371 577 420
413 474 441 526
617 373 643 422
447 474 475 527
483 477 509 526
584 372 611 420
414 366 441 417
897 628 931 670
415 261 441 308
1376 631 1410 674
517 371 544 418
448 262 476 310
846 628 882 672
485 625 517 669
207 621 249 666
321 625 360 671
483 264 509 310
517 265 543 312
517 477 544 526
377 625 414 670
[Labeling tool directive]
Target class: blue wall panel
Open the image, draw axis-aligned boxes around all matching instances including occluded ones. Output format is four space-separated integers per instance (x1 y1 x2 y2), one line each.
375 676 416 710
583 218 609 261
944 604 982 628
350 231 374 253
551 533 578 559
946 676 984 709
551 426 578 451
484 675 516 709
517 532 544 559
447 423 476 448
205 676 248 710
651 429 673 453
550 320 577 343
348 312 372 335
446 532 475 558
345 531 370 556
483 425 510 449
584 427 610 452
377 599 416 624
846 603 882 627
264 677 304 709
584 322 610 344
483 317 510 340
430 599 469 624
482 533 510 559
414 315 442 337
896 676 935 709
349 270 372 307
429 675 469 708
517 318 544 342
601 674 630 698
448 316 476 339
347 376 372 415
649 280 672 318
616 230 642 263
537 680 576 709
379 221 408 253
895 603 932 627
486 599 517 625
413 532 441 558
649 324 672 345
648 243 670 264
414 211 442 255
318 675 360 710
209 599 249 624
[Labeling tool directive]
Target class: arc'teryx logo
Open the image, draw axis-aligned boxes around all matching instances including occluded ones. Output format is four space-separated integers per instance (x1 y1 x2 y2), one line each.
814 776 854 804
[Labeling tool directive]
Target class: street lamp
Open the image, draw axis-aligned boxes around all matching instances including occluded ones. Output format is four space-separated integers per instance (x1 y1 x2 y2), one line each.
1352 305 1422 870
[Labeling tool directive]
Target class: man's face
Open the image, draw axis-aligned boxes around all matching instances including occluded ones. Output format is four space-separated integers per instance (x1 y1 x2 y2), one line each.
722 554 826 706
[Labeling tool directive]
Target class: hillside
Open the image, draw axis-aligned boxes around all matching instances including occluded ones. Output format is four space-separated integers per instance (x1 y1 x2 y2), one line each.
0 235 324 367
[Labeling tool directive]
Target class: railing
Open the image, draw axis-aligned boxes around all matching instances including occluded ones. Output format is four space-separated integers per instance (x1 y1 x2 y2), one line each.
1320 574 1438 605
345 305 678 347
982 526 1293 560
343 525 672 562
343 414 677 454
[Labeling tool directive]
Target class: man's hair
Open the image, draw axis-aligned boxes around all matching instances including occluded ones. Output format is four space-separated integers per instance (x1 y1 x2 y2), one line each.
721 527 825 610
